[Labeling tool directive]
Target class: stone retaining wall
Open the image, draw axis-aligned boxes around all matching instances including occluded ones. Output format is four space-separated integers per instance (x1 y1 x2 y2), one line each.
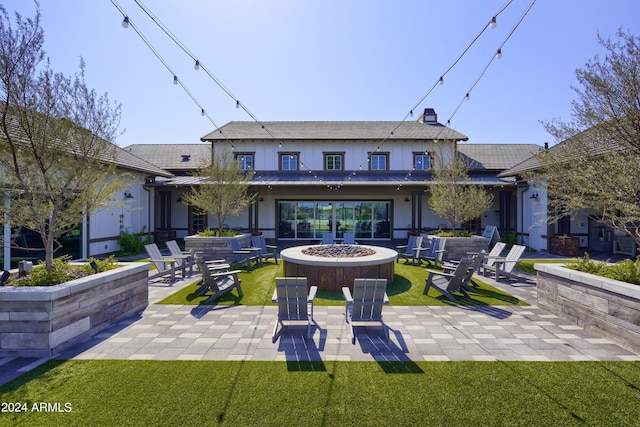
535 263 640 354
436 236 490 261
0 263 149 358
184 233 252 261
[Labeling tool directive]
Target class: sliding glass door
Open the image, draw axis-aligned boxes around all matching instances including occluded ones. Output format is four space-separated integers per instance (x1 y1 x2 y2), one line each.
277 200 391 240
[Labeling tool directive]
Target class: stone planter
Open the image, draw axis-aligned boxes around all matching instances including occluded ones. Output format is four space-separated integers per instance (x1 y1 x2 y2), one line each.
0 262 149 358
433 236 490 261
535 263 640 354
184 233 252 261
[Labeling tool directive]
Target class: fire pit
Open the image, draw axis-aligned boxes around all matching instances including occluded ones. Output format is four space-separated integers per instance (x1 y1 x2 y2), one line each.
280 244 397 292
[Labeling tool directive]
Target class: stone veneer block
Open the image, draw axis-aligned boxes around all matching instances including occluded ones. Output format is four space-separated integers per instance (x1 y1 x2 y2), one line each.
0 262 149 357
535 263 640 354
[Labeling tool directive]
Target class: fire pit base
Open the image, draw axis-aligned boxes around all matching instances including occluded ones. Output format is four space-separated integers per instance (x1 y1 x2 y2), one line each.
280 245 397 292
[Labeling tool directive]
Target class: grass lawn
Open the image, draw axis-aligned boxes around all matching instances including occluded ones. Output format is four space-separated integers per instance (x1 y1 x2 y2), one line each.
515 258 573 275
157 261 527 307
0 360 638 426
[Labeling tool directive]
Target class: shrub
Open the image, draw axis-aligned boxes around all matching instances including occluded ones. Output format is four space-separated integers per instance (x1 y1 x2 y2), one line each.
197 228 237 237
432 230 475 237
566 253 640 286
7 255 119 286
117 226 152 255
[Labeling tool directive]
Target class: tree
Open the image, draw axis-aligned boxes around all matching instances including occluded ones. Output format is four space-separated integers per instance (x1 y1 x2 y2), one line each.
182 149 255 234
428 146 494 232
531 30 640 246
0 4 123 270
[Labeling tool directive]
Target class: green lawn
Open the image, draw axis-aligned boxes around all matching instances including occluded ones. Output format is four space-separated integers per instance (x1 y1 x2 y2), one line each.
1 360 638 426
157 261 528 307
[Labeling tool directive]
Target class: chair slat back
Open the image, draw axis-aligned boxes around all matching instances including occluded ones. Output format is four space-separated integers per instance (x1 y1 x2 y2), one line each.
195 256 220 292
447 258 472 291
485 242 506 268
351 278 387 321
343 232 355 244
275 277 309 321
322 234 334 244
144 243 167 272
502 245 526 273
251 235 266 255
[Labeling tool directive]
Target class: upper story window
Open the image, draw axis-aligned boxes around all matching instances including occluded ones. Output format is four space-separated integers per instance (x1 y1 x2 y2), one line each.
236 153 254 170
414 153 431 170
369 153 389 171
280 153 299 170
324 153 344 171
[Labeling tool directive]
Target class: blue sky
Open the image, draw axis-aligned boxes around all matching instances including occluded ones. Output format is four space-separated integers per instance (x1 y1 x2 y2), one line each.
3 1 639 147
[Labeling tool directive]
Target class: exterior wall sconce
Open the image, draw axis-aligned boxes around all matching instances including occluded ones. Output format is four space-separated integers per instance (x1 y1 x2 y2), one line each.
529 193 539 199
124 190 134 199
405 197 410 202
259 197 265 202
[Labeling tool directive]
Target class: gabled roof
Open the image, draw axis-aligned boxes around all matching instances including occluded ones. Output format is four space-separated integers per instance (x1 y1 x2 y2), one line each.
122 144 211 171
113 146 173 177
201 121 468 142
458 143 543 171
0 107 171 178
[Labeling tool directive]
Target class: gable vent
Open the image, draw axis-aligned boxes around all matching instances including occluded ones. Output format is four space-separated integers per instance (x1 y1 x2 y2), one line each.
181 154 191 162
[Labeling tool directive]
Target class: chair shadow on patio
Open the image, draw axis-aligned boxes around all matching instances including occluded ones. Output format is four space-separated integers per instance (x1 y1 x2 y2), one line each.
356 328 424 374
276 327 327 372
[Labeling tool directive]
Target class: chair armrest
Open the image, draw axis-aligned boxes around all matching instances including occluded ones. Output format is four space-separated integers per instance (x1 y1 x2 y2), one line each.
271 288 278 302
342 287 353 302
383 293 390 304
265 245 278 249
233 250 251 254
425 269 455 278
211 269 242 278
150 258 176 266
308 285 318 301
395 245 408 250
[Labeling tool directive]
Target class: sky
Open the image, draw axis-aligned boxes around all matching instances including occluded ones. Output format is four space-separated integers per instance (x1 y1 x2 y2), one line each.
2 0 639 147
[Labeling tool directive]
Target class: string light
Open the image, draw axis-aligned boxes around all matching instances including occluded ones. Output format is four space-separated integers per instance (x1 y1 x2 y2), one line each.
121 16 130 28
194 60 200 70
173 75 178 85
112 0 530 192
496 48 502 59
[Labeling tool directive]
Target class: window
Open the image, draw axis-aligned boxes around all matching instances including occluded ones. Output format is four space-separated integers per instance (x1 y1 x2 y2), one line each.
236 153 254 170
414 153 431 170
280 153 299 170
369 153 388 170
324 153 343 171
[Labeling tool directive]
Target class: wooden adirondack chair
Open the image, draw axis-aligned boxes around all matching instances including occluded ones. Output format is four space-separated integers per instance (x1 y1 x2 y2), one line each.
483 244 526 281
342 278 390 344
424 258 472 302
194 256 243 303
251 235 279 264
229 238 261 270
342 232 356 244
420 236 446 268
271 277 318 342
480 242 506 275
144 243 177 282
166 240 194 277
396 235 423 265
322 234 334 244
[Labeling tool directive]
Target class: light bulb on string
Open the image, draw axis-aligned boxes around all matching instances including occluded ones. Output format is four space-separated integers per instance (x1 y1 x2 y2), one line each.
496 49 502 59
201 108 205 116
173 75 178 85
194 60 200 70
236 100 240 108
465 93 470 101
489 16 497 29
122 16 129 28
438 76 444 85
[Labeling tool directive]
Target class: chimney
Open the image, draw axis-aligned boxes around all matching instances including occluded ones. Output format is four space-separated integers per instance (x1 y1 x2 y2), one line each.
422 108 437 124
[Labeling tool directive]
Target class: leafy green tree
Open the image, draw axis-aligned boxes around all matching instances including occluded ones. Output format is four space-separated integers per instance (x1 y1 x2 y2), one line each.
531 30 640 246
428 147 494 232
0 4 122 270
182 149 255 235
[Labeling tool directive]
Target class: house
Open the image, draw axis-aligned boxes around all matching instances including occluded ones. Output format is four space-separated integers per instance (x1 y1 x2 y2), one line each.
135 109 541 246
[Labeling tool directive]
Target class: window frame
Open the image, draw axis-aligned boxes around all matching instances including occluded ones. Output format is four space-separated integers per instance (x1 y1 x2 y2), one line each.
368 152 389 171
413 152 431 170
279 152 300 171
324 152 345 171
235 152 255 171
